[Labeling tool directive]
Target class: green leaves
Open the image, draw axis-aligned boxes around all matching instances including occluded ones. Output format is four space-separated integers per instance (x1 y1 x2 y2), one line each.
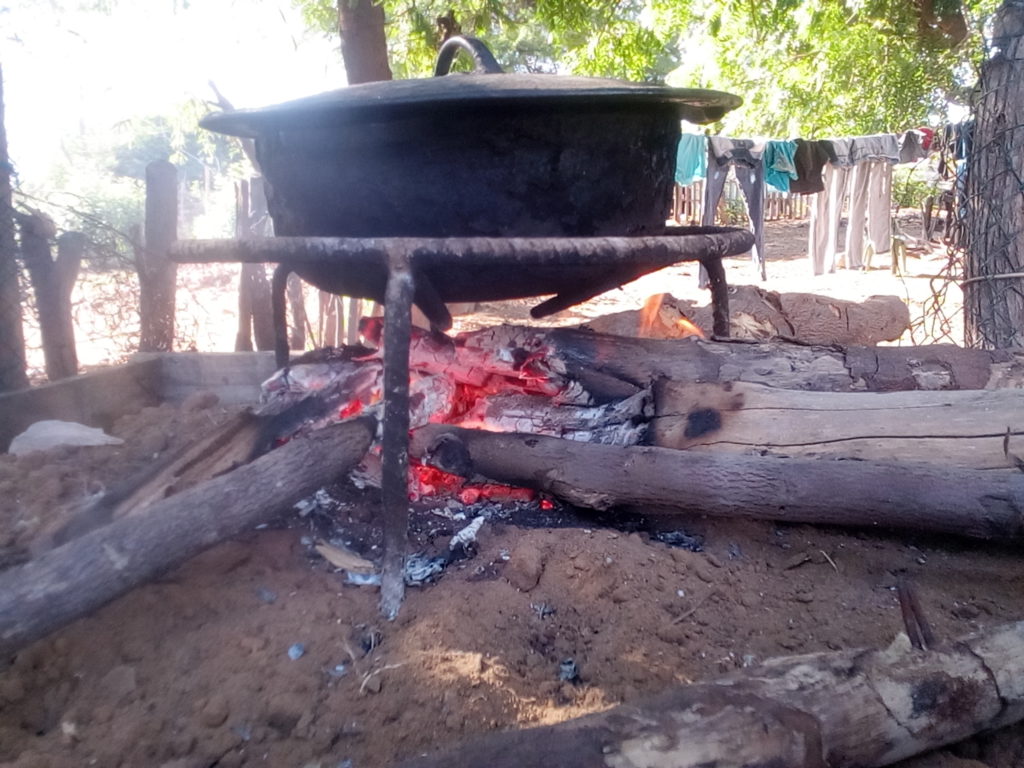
295 0 999 135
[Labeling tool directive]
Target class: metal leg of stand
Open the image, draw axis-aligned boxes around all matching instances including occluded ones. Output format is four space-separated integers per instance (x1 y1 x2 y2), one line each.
379 253 414 620
702 258 731 338
271 265 292 368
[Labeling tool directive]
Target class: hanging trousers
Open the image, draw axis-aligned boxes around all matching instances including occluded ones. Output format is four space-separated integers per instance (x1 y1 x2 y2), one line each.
807 160 892 273
807 164 849 275
701 149 766 283
844 158 892 268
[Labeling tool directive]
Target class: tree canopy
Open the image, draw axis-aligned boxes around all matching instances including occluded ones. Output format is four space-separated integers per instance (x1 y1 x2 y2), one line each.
301 0 1000 136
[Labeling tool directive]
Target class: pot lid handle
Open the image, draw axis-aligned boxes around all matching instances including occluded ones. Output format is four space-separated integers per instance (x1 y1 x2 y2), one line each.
433 36 505 76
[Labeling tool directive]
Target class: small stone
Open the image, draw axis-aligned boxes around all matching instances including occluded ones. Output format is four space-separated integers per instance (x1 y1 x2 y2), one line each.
288 643 306 660
506 544 546 592
59 719 79 747
199 695 230 728
363 674 382 694
793 592 814 604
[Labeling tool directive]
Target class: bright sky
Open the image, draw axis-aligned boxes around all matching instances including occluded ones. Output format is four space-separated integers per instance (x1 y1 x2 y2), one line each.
1 0 347 182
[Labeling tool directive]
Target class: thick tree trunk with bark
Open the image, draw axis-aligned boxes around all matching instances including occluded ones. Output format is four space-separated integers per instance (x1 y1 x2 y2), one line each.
964 0 1024 348
16 211 84 381
0 418 374 662
0 64 28 393
402 621 1024 768
410 426 1024 540
138 160 177 352
338 0 393 84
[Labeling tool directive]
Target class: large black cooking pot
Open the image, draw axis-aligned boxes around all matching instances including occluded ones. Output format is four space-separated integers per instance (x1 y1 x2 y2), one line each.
201 37 740 239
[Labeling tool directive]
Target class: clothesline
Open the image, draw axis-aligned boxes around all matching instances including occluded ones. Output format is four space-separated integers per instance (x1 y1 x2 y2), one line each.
675 129 935 194
675 127 954 280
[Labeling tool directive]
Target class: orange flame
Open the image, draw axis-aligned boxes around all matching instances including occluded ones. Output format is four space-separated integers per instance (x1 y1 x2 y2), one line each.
676 316 705 339
638 293 705 339
638 293 666 337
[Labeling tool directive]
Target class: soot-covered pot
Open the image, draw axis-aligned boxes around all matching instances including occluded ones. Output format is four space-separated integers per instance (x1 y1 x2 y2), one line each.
201 36 741 239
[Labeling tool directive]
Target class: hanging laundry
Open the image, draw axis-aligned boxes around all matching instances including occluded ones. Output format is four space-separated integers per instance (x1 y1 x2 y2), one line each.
675 133 707 186
917 126 935 151
825 137 855 167
807 163 851 275
844 158 894 268
898 129 929 163
764 140 798 193
703 137 766 281
790 139 834 195
849 134 900 164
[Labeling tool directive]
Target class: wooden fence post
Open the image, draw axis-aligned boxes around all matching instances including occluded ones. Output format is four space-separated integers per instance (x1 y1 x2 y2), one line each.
138 160 177 352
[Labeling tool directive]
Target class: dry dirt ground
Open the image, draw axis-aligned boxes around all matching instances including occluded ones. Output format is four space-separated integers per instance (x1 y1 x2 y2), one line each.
4 217 1018 768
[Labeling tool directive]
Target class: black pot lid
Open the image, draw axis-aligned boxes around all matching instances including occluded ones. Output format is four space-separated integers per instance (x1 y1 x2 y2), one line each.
202 37 740 139
203 75 740 138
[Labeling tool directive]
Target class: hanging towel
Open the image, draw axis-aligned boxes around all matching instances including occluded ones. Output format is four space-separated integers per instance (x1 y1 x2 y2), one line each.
764 140 798 192
675 133 707 186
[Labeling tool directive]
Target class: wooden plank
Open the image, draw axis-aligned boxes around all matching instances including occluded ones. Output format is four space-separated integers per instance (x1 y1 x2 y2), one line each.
652 380 1024 469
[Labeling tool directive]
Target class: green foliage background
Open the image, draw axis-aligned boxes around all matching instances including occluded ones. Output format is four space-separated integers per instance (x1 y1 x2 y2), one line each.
302 0 1000 137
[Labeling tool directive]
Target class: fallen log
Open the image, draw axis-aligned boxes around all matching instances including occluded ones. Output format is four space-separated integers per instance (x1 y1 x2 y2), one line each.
652 380 1024 470
0 417 374 662
410 425 1024 540
400 621 1024 768
582 288 911 346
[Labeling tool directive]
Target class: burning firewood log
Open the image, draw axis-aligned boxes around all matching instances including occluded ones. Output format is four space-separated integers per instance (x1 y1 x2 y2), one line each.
399 620 1024 768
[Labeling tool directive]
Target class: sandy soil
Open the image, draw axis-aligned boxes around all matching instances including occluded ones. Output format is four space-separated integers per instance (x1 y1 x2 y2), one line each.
4 216 1017 768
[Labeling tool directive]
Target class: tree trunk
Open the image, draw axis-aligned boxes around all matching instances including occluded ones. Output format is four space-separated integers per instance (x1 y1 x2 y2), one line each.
16 211 83 381
401 621 1024 768
410 426 1024 541
138 160 177 352
964 0 1024 348
0 417 374 662
0 64 28 393
338 0 392 85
